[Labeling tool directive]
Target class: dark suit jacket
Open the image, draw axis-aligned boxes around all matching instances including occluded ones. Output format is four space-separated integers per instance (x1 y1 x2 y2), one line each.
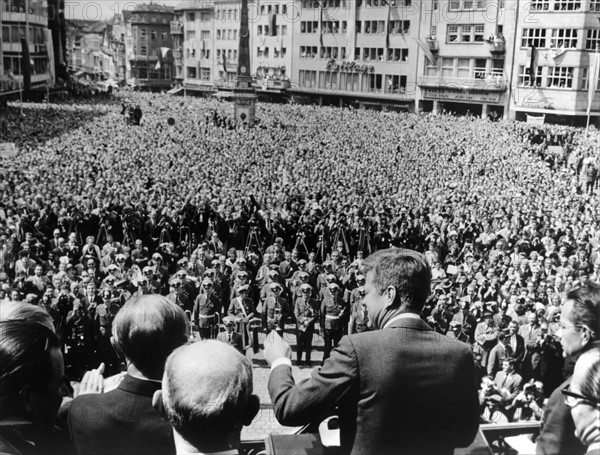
537 376 586 455
493 371 523 402
67 375 174 455
268 317 480 455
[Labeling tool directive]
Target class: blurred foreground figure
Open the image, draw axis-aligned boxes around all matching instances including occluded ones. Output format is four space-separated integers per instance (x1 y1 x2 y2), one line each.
153 340 260 454
0 320 64 455
67 295 189 455
565 345 600 454
265 248 480 455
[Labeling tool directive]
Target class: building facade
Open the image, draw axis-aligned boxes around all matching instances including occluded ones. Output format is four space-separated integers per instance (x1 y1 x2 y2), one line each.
125 4 175 89
509 0 600 124
1 0 53 94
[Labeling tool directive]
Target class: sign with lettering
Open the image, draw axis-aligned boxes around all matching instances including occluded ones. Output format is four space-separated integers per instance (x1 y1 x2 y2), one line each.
421 87 500 103
325 58 374 74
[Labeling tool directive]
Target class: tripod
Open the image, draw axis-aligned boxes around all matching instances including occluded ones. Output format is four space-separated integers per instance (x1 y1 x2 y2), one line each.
294 233 310 258
332 226 350 257
357 227 371 256
244 227 262 257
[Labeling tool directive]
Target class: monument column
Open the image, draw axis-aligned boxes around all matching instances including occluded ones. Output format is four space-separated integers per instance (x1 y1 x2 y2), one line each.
231 0 257 126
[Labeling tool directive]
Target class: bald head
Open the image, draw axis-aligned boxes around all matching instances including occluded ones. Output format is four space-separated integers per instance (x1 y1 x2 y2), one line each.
158 341 258 451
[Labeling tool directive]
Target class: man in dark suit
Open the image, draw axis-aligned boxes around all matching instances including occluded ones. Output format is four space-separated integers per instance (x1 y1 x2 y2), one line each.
264 248 479 455
216 317 244 354
67 294 189 455
537 283 600 455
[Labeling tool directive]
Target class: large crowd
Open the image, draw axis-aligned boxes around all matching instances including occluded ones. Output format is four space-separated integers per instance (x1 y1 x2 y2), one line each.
1 90 600 435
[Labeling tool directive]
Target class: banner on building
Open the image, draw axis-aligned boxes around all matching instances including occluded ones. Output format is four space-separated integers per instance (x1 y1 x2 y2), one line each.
526 114 545 125
587 52 600 115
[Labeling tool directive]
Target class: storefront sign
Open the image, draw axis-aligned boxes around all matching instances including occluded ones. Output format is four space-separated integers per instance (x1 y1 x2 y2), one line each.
421 87 500 103
325 58 374 74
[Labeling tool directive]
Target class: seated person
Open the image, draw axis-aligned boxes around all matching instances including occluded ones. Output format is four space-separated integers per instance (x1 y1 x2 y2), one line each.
152 340 260 454
67 295 189 455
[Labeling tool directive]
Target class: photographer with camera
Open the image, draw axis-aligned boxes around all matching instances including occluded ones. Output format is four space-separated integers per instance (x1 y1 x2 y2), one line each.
509 381 545 422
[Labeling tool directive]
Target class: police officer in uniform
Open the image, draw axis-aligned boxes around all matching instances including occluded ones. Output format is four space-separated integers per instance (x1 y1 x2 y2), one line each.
95 289 121 375
294 283 318 367
320 282 346 365
65 300 94 380
349 286 369 334
192 278 222 339
217 317 244 354
262 282 289 334
227 285 256 350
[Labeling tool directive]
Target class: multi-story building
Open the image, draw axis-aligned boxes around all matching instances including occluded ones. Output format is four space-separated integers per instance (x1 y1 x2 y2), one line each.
508 0 600 124
289 0 420 109
1 0 53 94
125 3 175 89
415 0 516 118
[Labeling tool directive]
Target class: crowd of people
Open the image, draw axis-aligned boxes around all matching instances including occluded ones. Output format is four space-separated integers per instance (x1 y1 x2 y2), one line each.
0 91 600 454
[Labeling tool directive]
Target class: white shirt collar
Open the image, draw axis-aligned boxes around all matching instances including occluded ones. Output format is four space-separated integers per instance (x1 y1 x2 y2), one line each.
383 312 420 330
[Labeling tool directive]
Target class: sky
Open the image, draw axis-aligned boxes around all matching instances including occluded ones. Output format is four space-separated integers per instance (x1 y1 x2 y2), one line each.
64 0 177 21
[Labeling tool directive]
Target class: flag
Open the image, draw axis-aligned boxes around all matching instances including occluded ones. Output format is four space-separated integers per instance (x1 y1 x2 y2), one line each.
222 53 227 74
551 46 567 59
160 47 171 58
45 29 55 84
270 13 277 36
413 37 435 64
155 60 161 70
528 45 538 85
319 5 323 47
20 37 31 93
588 52 600 115
385 0 391 49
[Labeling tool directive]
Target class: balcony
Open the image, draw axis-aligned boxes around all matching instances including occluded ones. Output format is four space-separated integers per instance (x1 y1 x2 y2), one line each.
426 37 439 53
418 75 507 92
170 21 183 34
486 38 505 54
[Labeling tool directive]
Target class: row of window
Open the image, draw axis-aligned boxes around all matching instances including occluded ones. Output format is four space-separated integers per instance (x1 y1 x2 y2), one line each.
518 65 600 90
449 0 488 9
186 66 211 80
425 57 505 80
447 24 486 43
299 46 409 62
529 0 600 11
184 12 210 22
1 24 46 44
298 70 408 95
300 0 412 7
522 28 579 49
257 25 289 36
300 20 410 34
216 29 238 41
3 55 49 75
138 29 169 42
257 47 288 58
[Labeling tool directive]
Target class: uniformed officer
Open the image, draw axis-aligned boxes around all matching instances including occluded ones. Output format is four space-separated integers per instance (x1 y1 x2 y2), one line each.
262 282 289 334
167 277 193 314
95 289 121 375
65 300 94 380
216 317 244 354
320 282 346 364
349 286 369 334
227 284 256 349
192 278 222 339
294 283 318 367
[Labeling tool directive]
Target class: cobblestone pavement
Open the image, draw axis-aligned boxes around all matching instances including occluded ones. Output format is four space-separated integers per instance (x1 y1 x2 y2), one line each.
241 324 326 441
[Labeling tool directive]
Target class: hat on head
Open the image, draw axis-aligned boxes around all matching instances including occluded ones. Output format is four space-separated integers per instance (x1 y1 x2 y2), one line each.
270 282 282 291
356 274 366 283
142 266 153 273
237 257 246 263
202 278 213 286
176 270 187 277
152 253 163 260
298 259 307 265
107 264 119 271
238 270 249 277
268 270 279 277
326 274 337 282
449 320 462 328
298 271 309 280
170 277 182 285
177 257 188 265
222 317 235 326
237 284 249 293
328 282 340 291
300 283 312 292
323 261 333 268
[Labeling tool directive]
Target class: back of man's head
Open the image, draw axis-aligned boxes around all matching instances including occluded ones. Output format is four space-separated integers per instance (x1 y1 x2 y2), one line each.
565 283 600 343
112 294 189 379
362 248 431 312
155 340 259 452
